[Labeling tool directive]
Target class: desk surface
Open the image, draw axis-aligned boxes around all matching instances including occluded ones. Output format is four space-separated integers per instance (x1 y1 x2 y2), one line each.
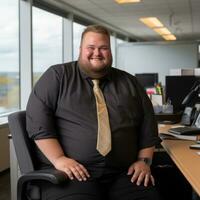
159 124 200 196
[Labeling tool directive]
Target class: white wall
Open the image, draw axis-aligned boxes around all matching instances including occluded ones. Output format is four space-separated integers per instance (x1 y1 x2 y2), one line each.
117 41 199 84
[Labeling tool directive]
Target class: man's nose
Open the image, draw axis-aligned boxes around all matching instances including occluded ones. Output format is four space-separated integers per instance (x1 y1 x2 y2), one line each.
93 48 101 55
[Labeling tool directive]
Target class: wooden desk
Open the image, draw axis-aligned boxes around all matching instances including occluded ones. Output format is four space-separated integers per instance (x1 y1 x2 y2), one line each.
159 124 200 196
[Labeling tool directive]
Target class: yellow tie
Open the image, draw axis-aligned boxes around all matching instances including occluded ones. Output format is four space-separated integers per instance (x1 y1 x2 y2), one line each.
92 79 111 156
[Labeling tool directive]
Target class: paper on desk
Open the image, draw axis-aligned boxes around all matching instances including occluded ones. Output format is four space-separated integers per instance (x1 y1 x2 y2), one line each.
158 124 184 128
171 125 185 128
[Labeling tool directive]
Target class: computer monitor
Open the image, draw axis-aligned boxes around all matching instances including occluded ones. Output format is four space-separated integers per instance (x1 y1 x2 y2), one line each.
165 76 200 112
135 73 158 88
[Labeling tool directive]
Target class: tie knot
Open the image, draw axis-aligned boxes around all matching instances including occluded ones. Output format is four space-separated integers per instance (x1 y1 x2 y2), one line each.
92 79 100 88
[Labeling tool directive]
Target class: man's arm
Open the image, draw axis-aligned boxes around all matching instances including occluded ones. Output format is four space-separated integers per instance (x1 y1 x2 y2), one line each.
127 146 155 187
26 66 90 181
35 138 90 181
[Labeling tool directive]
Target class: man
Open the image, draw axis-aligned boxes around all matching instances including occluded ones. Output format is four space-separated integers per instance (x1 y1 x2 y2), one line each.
26 25 160 200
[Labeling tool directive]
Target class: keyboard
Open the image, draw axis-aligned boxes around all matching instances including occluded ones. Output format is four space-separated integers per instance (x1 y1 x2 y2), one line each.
168 126 200 135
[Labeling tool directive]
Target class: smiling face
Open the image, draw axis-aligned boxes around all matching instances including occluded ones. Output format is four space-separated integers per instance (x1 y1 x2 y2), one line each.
78 31 112 78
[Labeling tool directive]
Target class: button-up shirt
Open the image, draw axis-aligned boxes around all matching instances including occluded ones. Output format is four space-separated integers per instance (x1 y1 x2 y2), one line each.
26 61 158 169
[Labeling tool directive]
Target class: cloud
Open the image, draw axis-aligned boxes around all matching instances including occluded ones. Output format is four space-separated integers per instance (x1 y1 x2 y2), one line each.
0 0 18 72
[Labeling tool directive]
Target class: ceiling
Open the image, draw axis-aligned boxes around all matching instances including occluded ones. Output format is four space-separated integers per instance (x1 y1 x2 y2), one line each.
55 0 200 42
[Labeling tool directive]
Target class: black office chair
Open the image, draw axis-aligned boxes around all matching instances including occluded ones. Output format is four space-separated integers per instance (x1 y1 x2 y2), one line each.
8 110 67 200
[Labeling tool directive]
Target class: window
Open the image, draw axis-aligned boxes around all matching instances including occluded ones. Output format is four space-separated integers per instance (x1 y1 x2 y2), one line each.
110 35 117 67
73 22 86 60
0 0 19 115
32 7 62 84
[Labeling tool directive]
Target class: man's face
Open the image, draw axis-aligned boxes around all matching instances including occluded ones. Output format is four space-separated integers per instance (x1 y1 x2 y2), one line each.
78 32 112 77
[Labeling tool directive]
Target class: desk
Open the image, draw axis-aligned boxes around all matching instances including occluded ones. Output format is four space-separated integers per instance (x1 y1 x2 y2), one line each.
159 124 200 196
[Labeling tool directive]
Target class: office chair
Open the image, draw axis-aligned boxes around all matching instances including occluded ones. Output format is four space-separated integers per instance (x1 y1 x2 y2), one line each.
8 111 67 200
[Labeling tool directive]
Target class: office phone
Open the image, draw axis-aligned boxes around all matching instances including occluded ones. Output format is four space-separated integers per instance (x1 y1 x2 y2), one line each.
169 81 200 135
180 81 200 126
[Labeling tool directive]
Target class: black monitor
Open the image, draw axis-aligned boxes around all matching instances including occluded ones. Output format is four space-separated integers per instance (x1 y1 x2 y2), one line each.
135 73 158 88
165 76 200 112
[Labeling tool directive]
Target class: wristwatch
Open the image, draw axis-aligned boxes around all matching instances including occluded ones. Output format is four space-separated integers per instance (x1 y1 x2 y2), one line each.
137 157 152 166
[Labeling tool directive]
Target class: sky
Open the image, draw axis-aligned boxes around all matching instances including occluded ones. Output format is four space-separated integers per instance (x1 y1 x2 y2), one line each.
32 7 63 73
0 0 18 72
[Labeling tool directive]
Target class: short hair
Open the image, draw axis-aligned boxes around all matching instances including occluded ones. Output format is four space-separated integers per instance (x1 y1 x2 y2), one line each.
81 25 110 43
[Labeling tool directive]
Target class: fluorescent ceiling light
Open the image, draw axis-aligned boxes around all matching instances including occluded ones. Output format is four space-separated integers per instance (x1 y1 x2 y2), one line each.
139 17 176 40
154 27 171 35
140 17 164 28
162 34 176 41
115 0 141 4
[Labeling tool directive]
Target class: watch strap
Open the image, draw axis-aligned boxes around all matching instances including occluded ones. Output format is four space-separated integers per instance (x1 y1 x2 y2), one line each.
137 157 152 166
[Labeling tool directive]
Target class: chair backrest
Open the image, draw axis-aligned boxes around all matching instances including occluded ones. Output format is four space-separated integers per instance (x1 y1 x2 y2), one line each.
8 110 36 174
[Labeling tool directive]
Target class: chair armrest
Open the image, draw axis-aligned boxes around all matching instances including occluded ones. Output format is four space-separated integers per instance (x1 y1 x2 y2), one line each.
19 168 67 184
18 169 67 200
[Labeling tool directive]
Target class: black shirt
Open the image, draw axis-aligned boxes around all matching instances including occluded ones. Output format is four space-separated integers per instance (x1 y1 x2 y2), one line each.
26 61 158 168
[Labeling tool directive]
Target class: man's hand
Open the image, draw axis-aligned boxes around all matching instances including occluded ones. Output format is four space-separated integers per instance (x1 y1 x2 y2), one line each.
35 139 90 181
53 156 90 181
127 161 155 187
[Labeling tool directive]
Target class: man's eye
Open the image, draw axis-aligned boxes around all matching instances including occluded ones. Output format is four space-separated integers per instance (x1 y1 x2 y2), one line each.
87 47 94 50
100 47 109 51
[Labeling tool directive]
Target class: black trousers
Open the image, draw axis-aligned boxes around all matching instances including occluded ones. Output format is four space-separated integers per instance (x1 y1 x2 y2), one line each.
41 166 161 200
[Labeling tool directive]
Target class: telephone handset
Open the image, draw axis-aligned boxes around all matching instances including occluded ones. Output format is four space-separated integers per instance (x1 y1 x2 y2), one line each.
193 110 200 128
181 80 200 107
180 107 197 126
